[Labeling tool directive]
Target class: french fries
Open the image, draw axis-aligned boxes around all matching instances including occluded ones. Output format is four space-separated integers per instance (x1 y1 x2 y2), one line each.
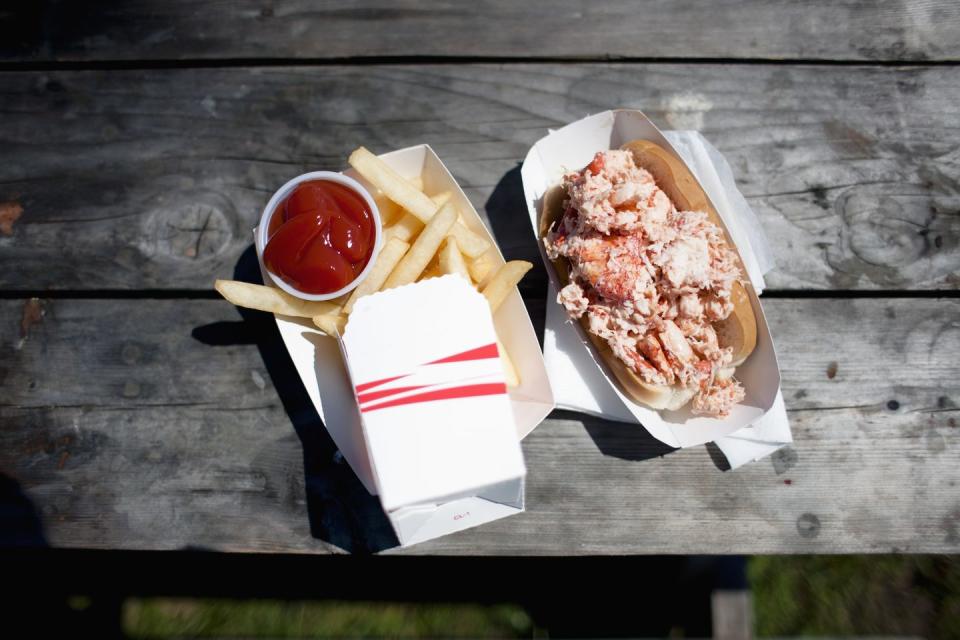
313 313 347 336
420 263 444 280
382 211 422 243
215 279 339 318
215 279 345 337
481 261 533 313
431 191 453 208
349 147 490 258
348 146 433 219
344 236 410 313
383 202 458 289
468 250 498 287
372 190 403 226
217 148 534 386
438 237 471 280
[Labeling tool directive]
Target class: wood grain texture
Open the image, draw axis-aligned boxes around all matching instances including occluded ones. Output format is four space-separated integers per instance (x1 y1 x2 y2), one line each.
1 64 958 292
2 297 958 554
2 1 959 62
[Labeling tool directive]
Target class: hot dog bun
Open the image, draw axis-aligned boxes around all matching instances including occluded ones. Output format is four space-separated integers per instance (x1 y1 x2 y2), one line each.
539 140 758 410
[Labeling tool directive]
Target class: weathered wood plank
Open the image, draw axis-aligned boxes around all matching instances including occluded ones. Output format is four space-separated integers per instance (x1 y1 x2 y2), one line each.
2 297 958 554
2 1 958 62
1 64 958 291
712 591 752 640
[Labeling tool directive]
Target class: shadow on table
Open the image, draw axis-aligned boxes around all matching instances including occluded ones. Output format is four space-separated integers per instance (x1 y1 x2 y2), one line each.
192 245 398 554
485 165 683 464
0 472 48 548
482 163 549 345
549 410 677 461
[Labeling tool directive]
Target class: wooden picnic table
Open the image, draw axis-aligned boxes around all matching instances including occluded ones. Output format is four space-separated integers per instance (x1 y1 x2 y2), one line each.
1 1 959 556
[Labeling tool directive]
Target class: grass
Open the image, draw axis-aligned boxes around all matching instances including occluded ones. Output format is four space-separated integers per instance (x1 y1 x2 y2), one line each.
749 555 960 639
121 556 960 638
124 599 533 639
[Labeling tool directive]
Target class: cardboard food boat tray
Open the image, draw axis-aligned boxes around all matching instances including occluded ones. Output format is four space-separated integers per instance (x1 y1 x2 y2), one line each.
254 145 555 546
520 110 781 448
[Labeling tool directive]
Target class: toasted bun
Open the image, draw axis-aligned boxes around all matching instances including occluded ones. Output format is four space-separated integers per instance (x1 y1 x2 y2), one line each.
539 140 758 409
715 280 757 367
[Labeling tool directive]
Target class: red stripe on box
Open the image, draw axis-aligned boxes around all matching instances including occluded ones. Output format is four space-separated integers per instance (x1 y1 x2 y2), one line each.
355 374 409 394
357 384 428 405
425 343 499 365
360 382 507 413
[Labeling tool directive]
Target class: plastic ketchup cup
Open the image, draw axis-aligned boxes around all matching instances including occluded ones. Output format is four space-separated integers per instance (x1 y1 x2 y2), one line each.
256 171 382 302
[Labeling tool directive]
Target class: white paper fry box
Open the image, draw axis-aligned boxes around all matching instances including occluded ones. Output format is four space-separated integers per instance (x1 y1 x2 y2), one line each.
340 276 526 545
520 109 781 448
259 144 554 499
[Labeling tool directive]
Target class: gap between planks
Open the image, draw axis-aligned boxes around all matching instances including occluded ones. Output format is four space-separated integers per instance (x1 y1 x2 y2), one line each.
1 56 959 73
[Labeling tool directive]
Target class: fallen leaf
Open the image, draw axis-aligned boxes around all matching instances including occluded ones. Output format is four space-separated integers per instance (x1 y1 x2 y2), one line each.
0 202 24 236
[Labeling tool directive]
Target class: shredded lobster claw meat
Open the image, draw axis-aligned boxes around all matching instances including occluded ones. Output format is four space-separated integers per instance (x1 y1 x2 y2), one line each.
544 150 746 417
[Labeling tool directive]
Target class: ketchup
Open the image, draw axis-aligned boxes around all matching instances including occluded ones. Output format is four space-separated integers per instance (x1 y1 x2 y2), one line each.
264 180 376 295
